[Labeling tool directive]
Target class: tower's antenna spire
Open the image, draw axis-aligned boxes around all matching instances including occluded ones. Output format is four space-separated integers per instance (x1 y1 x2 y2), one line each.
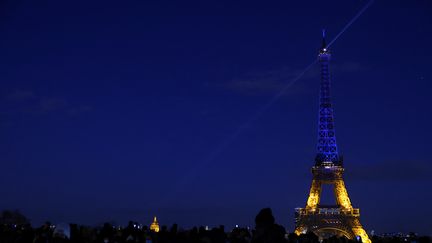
321 29 327 51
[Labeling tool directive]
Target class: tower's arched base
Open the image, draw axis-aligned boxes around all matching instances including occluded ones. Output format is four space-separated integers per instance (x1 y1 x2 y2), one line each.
294 208 371 243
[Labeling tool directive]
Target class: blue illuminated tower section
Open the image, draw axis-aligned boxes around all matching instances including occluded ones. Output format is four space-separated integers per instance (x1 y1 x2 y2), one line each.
315 31 340 165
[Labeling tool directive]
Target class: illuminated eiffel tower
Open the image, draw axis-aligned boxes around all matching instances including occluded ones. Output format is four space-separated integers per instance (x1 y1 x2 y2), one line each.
294 32 371 243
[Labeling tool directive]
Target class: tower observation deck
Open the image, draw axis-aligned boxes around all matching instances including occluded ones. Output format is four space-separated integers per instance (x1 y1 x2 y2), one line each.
294 31 371 243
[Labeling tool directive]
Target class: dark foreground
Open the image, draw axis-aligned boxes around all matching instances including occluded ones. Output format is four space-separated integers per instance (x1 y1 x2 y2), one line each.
0 208 430 243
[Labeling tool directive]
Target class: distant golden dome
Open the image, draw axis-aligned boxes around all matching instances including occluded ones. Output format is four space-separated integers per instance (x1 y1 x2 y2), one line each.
150 216 160 232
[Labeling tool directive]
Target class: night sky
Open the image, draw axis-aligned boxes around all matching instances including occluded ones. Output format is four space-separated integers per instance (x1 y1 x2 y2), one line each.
1 0 431 235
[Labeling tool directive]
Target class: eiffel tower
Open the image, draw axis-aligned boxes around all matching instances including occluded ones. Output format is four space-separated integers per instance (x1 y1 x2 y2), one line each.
294 31 371 243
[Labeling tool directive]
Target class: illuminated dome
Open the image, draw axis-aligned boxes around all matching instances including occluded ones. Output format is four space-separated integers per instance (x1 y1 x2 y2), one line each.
150 216 160 232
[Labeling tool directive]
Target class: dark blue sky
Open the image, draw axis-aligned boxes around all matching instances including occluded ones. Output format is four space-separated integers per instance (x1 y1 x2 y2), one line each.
0 0 431 235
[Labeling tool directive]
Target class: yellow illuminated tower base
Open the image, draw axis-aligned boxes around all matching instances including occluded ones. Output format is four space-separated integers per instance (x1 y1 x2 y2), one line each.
294 32 370 243
294 163 370 243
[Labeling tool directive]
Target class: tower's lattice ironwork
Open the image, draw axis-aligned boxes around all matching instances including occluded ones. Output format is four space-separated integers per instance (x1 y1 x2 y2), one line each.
316 35 340 165
294 32 371 243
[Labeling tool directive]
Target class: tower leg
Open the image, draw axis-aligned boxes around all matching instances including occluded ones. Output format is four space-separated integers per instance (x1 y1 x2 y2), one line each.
334 180 353 210
352 225 371 243
306 179 321 211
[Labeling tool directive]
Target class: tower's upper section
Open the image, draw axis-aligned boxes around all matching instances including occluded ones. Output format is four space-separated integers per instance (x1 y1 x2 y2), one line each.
315 30 342 166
